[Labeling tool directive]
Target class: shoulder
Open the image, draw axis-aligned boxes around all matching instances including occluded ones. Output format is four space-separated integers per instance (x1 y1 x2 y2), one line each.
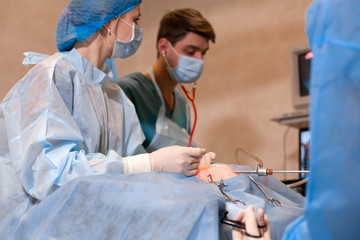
115 72 156 99
114 72 162 107
115 72 150 89
15 53 66 88
1 53 67 106
23 52 75 85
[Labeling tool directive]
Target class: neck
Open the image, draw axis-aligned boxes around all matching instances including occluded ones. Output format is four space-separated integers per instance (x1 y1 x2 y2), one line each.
75 33 110 70
149 57 178 112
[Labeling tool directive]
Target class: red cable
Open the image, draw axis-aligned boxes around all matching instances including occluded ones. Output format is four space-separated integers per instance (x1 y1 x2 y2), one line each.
180 85 197 147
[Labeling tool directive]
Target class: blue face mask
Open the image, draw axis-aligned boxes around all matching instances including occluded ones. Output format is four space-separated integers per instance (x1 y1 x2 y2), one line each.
163 43 204 83
109 18 143 59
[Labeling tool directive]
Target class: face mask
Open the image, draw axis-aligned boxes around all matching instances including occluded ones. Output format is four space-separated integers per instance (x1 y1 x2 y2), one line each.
163 43 204 83
109 18 143 59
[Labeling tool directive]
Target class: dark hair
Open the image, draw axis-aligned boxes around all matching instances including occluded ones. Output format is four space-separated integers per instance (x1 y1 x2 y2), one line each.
156 8 216 56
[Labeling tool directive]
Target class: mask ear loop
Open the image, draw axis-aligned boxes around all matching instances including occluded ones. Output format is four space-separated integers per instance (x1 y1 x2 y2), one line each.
107 17 134 41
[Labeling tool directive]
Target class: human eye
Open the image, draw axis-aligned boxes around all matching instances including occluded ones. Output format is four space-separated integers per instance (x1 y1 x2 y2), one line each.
134 18 140 25
184 47 196 56
133 13 141 26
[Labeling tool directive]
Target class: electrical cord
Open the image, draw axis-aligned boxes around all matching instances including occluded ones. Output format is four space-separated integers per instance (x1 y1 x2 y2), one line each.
286 178 308 188
282 126 291 179
235 147 264 167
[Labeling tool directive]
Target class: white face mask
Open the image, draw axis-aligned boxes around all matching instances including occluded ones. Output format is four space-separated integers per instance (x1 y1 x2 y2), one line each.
109 18 143 59
163 42 204 83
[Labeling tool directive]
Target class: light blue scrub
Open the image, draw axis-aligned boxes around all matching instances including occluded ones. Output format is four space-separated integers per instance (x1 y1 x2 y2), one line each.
0 49 145 238
283 1 360 239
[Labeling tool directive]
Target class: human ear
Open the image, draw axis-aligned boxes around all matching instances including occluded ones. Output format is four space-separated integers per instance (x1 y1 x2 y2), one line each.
101 22 110 34
158 38 169 55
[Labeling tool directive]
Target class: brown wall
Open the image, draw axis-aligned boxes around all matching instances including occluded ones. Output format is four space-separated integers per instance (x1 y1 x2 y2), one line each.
0 0 313 180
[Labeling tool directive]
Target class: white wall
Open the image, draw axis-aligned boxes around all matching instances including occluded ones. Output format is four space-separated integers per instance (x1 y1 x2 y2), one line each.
0 0 313 180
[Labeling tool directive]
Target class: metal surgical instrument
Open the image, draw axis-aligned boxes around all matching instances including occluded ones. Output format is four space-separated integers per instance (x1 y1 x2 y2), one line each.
248 176 283 207
233 166 310 176
208 175 246 206
221 210 268 238
234 147 310 176
221 216 267 230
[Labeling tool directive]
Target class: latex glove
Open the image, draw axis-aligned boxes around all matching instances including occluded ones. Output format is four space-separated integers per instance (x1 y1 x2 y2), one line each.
232 205 271 240
149 146 206 176
199 152 216 166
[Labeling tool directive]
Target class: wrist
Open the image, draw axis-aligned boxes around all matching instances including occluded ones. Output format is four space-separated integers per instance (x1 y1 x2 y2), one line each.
123 153 152 174
149 152 160 172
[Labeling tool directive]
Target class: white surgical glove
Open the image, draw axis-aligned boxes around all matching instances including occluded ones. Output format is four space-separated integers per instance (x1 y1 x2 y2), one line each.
149 146 206 176
199 152 216 166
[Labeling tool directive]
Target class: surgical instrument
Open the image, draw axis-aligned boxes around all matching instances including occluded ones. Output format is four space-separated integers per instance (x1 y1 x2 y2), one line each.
248 176 283 207
221 210 268 239
234 147 310 176
233 166 310 176
221 216 267 230
208 175 246 206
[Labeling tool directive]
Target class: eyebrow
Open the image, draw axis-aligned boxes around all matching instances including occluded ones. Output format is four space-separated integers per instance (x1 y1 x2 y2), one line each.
184 45 209 52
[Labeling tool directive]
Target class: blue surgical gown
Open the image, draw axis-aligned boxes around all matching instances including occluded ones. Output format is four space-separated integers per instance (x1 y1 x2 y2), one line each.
0 48 145 237
283 1 360 239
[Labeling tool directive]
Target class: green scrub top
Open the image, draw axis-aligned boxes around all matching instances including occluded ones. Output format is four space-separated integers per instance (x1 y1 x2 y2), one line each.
116 72 190 148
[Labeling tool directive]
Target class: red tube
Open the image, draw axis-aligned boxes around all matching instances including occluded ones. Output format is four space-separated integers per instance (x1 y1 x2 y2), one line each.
180 85 197 147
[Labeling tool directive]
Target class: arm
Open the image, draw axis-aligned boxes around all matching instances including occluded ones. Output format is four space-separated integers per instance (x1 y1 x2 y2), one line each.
3 63 136 201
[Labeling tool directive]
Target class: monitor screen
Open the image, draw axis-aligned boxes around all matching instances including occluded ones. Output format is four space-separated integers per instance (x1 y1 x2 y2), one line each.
299 128 310 179
290 45 312 110
298 52 311 97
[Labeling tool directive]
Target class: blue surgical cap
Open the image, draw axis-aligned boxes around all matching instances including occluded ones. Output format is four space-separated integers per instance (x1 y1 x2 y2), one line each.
56 0 142 52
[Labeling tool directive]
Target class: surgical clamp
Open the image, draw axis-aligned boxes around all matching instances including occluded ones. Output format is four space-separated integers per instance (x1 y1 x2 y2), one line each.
208 175 246 206
248 176 283 207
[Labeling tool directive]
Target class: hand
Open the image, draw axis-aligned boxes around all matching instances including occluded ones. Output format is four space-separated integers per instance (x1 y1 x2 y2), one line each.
199 152 216 166
149 146 206 176
232 206 271 240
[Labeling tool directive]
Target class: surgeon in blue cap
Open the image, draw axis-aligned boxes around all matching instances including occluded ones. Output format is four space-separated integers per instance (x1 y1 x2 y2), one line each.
0 0 213 237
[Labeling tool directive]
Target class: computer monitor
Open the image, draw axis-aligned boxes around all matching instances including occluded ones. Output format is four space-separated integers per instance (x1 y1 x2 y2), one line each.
290 44 312 110
299 127 310 179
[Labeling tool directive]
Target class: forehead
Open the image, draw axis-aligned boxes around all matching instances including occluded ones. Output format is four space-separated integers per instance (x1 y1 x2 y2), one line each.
123 4 141 17
174 32 209 51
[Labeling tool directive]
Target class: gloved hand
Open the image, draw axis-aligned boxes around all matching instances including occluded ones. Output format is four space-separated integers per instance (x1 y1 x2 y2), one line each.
199 152 216 166
232 205 271 240
149 145 206 176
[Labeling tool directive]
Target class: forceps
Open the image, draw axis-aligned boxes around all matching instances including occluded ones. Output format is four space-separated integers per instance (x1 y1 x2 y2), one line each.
208 175 246 206
248 176 283 207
